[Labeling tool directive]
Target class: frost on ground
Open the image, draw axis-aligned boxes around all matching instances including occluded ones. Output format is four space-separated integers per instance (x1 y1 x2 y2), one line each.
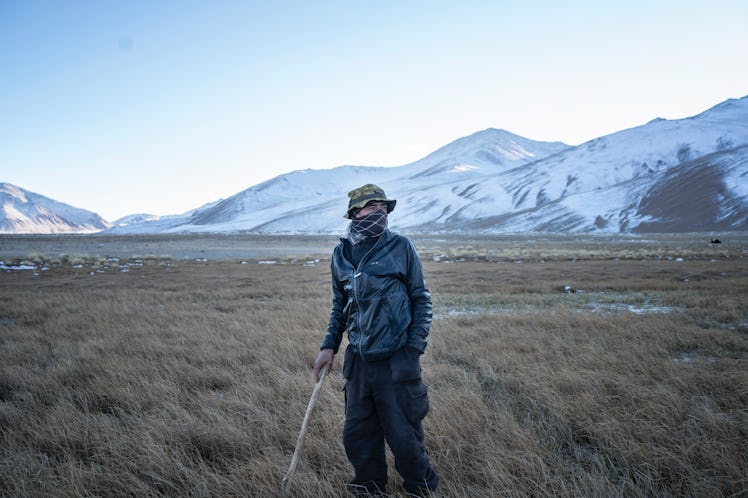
435 303 673 319
585 302 673 314
0 261 36 270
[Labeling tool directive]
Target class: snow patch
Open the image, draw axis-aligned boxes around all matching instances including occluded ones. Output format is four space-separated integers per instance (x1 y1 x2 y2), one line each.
0 261 36 270
450 165 480 173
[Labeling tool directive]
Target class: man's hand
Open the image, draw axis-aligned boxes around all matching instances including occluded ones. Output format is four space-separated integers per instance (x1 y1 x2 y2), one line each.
313 348 334 381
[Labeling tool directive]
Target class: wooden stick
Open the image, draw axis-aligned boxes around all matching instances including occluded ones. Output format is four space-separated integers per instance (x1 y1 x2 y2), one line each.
282 369 327 495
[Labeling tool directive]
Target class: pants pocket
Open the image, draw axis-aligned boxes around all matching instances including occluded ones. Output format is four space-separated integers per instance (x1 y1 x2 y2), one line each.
389 346 422 382
405 381 429 424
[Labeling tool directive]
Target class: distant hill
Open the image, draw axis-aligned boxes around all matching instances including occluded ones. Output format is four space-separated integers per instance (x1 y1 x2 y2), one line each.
0 183 111 234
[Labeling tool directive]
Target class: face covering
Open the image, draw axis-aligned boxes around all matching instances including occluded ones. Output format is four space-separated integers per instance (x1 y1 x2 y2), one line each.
347 210 388 245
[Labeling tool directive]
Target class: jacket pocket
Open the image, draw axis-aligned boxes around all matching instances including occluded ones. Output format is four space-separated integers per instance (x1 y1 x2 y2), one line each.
405 381 429 424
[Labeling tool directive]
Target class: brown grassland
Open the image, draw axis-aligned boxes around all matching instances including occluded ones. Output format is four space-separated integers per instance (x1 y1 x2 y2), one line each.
0 233 747 497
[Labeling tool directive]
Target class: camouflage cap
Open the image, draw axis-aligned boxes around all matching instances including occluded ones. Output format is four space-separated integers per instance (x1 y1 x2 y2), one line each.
345 184 396 219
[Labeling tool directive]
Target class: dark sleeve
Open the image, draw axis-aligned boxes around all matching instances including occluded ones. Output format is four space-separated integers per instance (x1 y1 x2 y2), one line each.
320 251 347 353
404 238 432 353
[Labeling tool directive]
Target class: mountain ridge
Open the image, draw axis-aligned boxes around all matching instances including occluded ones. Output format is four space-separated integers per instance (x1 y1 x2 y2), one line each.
3 95 747 234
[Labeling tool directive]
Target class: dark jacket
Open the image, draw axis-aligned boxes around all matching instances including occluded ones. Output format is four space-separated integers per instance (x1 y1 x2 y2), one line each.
320 230 432 361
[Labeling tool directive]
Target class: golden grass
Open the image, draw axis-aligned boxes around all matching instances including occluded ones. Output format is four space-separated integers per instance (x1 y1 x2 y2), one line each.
0 235 746 497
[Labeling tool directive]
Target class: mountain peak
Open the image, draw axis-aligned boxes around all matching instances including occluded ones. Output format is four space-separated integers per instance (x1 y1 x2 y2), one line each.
449 127 565 147
469 127 520 138
0 182 28 201
412 127 569 167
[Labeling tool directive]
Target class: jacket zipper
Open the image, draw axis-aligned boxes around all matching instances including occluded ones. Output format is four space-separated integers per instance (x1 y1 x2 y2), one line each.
351 232 387 360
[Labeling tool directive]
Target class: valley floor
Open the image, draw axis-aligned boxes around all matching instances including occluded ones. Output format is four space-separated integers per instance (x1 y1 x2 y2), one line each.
1 234 746 497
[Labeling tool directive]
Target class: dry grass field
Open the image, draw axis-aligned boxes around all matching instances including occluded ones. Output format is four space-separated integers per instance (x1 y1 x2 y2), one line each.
1 233 747 497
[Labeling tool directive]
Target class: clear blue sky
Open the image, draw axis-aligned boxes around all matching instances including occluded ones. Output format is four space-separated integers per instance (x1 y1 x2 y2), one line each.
1 0 747 221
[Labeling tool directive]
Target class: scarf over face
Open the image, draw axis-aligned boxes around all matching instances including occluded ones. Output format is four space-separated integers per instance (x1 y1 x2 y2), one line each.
347 210 388 245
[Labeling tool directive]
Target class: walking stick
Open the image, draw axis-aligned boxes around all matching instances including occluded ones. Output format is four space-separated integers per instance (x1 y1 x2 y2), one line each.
281 368 328 495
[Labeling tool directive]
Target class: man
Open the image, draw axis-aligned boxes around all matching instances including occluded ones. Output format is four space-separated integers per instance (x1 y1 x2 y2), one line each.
313 184 439 496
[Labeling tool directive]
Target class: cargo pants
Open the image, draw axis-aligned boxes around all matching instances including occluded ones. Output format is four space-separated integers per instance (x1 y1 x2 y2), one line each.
342 345 439 496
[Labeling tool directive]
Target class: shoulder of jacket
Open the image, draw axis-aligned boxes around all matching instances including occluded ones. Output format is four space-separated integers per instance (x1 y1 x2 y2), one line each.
383 230 407 243
388 231 416 249
331 241 346 261
333 238 348 251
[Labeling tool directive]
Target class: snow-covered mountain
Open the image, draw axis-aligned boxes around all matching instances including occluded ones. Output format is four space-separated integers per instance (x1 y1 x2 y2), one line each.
4 95 747 235
0 183 111 234
111 213 162 227
107 128 570 235
405 96 748 233
110 95 748 234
